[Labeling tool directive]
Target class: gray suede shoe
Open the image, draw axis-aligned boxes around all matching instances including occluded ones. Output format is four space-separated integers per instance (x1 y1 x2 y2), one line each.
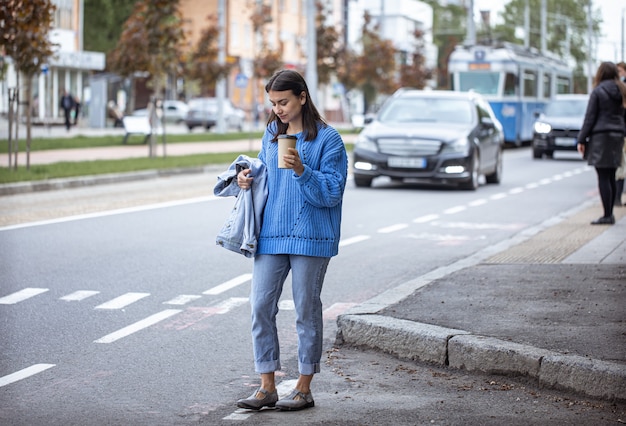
236 387 278 410
275 389 315 411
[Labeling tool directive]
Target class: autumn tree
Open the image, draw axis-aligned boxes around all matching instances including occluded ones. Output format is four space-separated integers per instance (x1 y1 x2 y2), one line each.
250 3 283 79
398 29 433 89
108 0 185 156
315 0 342 86
337 11 396 113
185 14 233 96
0 0 56 170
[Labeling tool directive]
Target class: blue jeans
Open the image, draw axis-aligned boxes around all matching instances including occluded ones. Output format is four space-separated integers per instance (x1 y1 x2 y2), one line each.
250 254 330 375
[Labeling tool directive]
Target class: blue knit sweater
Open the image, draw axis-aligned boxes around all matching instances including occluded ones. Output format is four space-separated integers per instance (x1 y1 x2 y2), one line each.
256 123 348 258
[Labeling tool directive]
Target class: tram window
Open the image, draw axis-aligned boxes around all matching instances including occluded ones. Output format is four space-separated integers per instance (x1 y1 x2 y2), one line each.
523 70 537 97
458 72 500 95
504 73 516 96
543 74 552 98
556 75 571 94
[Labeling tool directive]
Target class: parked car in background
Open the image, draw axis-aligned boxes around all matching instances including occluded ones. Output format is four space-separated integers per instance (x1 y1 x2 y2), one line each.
132 100 189 124
531 94 589 159
183 97 246 131
352 89 504 190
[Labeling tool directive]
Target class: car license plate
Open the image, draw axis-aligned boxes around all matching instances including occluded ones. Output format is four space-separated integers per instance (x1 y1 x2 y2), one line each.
554 137 576 146
388 157 426 168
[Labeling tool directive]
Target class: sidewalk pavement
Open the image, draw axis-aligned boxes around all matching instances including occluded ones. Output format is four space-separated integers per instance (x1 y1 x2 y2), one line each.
338 202 626 403
1 128 624 402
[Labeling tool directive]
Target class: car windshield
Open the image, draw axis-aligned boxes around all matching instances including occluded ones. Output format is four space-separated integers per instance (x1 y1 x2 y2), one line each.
544 99 588 116
378 98 473 124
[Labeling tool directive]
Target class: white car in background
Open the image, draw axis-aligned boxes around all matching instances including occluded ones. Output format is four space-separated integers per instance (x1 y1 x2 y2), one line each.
183 97 246 131
132 100 189 124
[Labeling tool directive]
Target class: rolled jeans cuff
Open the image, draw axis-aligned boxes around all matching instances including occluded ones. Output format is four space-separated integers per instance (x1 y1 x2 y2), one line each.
255 359 281 374
299 362 320 376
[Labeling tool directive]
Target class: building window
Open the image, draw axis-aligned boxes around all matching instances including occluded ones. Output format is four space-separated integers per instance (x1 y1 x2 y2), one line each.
53 0 74 30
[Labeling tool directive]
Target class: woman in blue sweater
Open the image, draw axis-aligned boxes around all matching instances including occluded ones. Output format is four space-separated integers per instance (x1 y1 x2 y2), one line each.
236 70 348 411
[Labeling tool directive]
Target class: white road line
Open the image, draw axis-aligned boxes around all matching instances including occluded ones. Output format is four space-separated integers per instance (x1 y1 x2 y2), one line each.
94 309 182 344
278 300 295 310
0 364 55 387
60 290 100 302
468 199 487 207
539 178 552 185
525 183 539 189
163 295 202 305
95 292 150 310
443 206 466 215
490 193 507 200
203 274 252 295
0 196 219 231
508 187 524 194
413 214 439 223
0 288 49 305
214 297 249 313
339 235 371 247
377 223 408 234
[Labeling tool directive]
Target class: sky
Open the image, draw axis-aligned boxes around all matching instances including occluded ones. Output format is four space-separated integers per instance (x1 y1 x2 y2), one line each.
473 0 625 64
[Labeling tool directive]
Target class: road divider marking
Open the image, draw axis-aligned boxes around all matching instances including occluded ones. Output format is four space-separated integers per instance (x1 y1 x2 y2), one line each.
94 309 182 343
163 295 202 305
377 223 408 234
413 214 439 223
0 364 55 387
443 206 466 215
468 199 487 207
339 235 371 247
161 298 249 330
95 292 150 310
60 290 100 301
204 274 252 295
0 288 49 305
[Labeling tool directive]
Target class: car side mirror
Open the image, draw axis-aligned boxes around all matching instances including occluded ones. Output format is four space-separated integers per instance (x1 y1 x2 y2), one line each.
480 117 494 128
364 116 374 125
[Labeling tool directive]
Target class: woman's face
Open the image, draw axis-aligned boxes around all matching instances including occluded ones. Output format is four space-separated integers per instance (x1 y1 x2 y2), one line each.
268 89 306 125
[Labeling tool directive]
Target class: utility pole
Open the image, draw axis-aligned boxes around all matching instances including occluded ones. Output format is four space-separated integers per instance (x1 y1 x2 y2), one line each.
305 0 318 105
465 0 476 46
587 0 593 93
216 0 226 133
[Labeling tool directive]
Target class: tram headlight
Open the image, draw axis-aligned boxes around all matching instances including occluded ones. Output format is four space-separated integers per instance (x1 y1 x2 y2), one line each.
533 121 552 134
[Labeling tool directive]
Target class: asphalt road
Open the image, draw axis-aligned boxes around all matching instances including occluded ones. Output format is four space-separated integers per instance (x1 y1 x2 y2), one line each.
1 146 624 425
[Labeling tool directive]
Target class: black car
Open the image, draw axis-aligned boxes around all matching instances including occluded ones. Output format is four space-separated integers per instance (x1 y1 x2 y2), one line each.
531 94 589 159
352 89 504 190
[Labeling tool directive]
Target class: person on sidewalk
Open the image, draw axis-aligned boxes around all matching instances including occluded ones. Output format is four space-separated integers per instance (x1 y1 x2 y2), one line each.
234 69 348 412
59 90 76 131
577 61 626 224
615 61 626 206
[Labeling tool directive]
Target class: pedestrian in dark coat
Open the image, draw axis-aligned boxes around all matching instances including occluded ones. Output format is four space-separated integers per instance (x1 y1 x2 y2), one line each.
60 90 76 131
577 61 626 225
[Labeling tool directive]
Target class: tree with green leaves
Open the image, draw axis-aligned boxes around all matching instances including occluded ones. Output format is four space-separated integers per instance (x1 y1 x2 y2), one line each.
492 0 602 93
108 0 185 156
83 0 138 53
0 0 56 170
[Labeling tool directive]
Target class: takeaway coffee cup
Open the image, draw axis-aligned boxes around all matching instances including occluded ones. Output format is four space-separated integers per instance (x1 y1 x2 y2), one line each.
277 134 297 168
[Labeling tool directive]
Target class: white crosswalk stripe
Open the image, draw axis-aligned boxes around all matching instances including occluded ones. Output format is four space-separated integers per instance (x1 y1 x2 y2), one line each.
94 292 150 310
60 290 100 302
0 288 49 305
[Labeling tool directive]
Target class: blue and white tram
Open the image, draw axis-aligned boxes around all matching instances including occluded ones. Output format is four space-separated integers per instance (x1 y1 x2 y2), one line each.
448 42 573 146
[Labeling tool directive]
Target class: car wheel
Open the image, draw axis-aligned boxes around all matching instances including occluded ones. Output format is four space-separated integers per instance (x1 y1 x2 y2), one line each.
187 125 194 131
485 148 502 184
532 148 543 159
545 150 554 159
354 175 373 188
460 151 479 190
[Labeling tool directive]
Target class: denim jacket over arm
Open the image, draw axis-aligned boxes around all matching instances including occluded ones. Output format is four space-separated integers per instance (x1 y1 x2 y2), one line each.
214 155 268 257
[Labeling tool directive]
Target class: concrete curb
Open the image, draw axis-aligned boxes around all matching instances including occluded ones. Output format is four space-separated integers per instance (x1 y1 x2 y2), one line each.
337 314 626 402
0 165 225 196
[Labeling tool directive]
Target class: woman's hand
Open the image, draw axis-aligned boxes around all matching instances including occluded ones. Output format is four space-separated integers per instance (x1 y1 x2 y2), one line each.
284 148 304 176
237 168 253 190
577 143 585 157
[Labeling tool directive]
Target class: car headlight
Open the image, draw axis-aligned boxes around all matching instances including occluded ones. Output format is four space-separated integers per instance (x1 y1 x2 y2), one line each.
533 121 552 134
355 134 378 153
441 137 470 154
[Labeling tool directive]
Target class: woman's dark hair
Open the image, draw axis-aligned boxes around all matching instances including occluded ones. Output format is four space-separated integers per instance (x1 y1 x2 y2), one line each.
594 61 626 107
265 69 326 141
